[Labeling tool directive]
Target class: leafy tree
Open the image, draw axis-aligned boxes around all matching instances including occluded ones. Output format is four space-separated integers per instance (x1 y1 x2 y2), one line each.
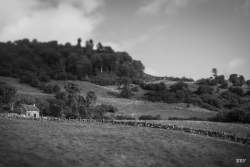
86 91 97 107
246 80 250 87
48 99 64 117
212 68 217 77
170 81 188 92
0 82 16 104
196 85 214 95
229 86 244 96
119 86 133 98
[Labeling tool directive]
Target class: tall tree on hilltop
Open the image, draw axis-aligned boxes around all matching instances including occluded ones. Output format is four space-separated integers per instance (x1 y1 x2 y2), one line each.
212 68 217 78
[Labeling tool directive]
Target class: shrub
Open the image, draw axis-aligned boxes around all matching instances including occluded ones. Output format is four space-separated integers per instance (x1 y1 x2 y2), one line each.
220 91 241 109
245 90 250 96
86 91 97 107
219 81 228 89
64 82 80 94
138 114 161 120
0 82 16 104
169 81 188 92
229 86 244 96
38 73 50 82
119 86 133 98
201 94 223 109
48 99 64 117
40 84 61 94
196 85 213 95
131 86 139 92
246 80 250 88
215 75 225 84
94 104 118 113
20 72 40 87
140 82 166 91
209 109 250 123
91 104 118 119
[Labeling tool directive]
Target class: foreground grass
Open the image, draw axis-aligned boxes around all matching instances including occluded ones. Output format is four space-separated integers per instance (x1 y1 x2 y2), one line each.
0 118 249 167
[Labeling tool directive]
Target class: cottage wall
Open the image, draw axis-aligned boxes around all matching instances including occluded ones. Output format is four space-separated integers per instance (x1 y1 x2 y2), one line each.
26 111 39 118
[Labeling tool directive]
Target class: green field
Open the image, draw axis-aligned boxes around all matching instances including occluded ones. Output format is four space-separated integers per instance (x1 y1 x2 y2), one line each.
0 118 249 167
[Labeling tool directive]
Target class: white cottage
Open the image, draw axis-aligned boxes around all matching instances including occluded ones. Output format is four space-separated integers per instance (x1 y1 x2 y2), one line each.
20 104 40 118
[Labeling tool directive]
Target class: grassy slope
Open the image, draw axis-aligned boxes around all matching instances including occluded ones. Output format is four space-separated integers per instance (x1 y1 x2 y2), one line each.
0 118 249 167
0 76 216 119
0 76 53 99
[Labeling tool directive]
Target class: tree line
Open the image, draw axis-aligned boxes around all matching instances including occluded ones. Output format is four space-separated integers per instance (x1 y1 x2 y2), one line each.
0 38 145 86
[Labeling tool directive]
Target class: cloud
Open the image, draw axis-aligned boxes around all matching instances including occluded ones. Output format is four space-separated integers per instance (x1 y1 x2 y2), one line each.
228 58 245 70
138 0 165 15
138 0 207 16
138 0 189 15
0 0 104 44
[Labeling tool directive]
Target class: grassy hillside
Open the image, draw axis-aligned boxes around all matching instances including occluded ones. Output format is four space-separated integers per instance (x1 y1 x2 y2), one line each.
0 118 249 167
0 76 216 119
99 98 216 119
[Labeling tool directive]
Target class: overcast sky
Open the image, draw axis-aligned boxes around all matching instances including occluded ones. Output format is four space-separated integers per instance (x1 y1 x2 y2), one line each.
0 0 249 79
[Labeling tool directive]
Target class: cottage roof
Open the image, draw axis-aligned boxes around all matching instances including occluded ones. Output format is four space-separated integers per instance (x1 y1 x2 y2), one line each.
21 104 39 112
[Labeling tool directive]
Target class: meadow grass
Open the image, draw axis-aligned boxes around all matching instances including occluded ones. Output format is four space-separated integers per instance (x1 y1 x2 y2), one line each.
0 118 249 167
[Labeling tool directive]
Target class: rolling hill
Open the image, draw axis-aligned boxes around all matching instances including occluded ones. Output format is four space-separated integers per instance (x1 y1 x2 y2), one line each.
0 76 216 119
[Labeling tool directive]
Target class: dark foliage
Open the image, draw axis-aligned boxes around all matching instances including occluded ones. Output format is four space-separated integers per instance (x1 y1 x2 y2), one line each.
229 86 244 96
169 82 188 92
40 84 61 94
196 85 214 95
0 82 16 104
119 86 133 98
0 39 144 86
229 74 245 86
140 82 166 91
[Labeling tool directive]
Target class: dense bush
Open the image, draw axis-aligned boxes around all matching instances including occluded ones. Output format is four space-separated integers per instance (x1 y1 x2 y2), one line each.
20 72 40 87
229 74 245 86
246 80 250 87
214 75 225 84
245 90 250 96
209 109 250 123
0 82 16 104
119 86 133 98
91 104 118 119
196 85 213 95
219 80 228 89
200 94 223 109
140 82 166 91
40 84 61 94
220 91 241 109
169 81 188 92
196 78 217 86
229 86 244 96
90 77 117 86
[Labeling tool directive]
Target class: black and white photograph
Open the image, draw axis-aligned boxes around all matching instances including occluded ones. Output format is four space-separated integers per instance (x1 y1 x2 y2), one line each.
0 0 249 166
